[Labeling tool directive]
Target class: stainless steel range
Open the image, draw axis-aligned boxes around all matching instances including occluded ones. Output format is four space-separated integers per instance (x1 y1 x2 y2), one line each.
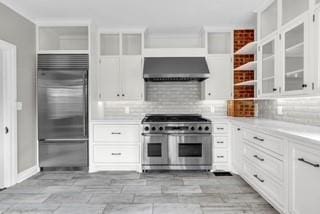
142 114 212 171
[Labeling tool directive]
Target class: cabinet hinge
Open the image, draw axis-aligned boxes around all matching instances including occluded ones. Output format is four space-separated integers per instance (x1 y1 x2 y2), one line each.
258 46 261 52
99 59 101 64
312 82 315 90
279 87 282 93
313 14 316 23
279 34 281 40
99 93 101 99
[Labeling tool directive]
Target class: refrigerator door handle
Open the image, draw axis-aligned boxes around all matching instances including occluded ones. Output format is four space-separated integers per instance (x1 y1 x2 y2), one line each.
82 70 88 137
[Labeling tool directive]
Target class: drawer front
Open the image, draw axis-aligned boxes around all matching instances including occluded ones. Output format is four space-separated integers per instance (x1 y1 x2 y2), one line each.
93 125 140 142
244 130 284 156
244 143 284 181
214 150 228 163
93 145 139 163
213 124 228 134
213 136 228 148
243 159 284 208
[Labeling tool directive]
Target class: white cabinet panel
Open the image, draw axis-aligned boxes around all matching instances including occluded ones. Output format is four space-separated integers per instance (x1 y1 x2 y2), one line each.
213 123 229 134
289 143 320 214
93 124 140 142
93 145 139 163
213 136 228 148
231 126 243 173
214 149 228 163
98 57 121 101
282 0 309 25
260 0 278 39
120 56 144 100
203 55 232 100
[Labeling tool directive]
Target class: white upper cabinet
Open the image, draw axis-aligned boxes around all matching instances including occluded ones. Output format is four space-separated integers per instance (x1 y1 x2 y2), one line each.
281 15 310 94
258 36 279 96
38 26 89 52
98 31 144 101
282 0 309 25
100 34 120 56
207 32 231 54
312 8 320 93
202 55 232 100
260 0 278 39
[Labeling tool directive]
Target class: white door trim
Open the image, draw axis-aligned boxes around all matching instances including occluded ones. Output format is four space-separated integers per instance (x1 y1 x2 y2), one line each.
0 39 17 188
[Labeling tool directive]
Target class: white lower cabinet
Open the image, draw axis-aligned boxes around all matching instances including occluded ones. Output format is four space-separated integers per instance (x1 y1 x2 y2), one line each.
212 122 230 171
90 122 141 172
289 142 320 214
231 125 243 173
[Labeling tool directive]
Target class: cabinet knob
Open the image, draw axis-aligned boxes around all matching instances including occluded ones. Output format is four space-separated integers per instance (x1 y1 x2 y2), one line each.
208 93 211 96
117 94 120 97
122 94 125 97
273 88 277 92
302 84 308 88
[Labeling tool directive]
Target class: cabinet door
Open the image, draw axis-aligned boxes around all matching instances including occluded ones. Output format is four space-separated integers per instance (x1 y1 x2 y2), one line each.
289 144 320 214
260 0 278 40
120 56 144 101
281 15 310 95
258 37 278 97
313 8 320 93
204 55 232 100
98 57 121 101
231 125 243 173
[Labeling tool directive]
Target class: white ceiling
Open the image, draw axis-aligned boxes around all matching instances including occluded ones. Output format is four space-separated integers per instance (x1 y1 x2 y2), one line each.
0 0 264 32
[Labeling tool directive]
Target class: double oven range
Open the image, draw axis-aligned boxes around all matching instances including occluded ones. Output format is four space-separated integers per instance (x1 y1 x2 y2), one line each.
142 114 212 171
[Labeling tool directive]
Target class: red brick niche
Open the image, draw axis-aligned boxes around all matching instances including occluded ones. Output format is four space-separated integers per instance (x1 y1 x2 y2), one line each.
228 29 255 117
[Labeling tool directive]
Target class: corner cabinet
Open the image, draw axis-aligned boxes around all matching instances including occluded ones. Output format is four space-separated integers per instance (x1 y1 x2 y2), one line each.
98 56 144 101
202 55 232 100
289 142 320 214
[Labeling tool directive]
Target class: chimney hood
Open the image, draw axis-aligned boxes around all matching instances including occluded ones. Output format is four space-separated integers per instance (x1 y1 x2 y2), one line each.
143 57 210 81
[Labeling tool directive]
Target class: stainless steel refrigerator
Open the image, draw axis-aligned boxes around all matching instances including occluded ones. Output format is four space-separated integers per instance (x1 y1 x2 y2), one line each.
38 54 88 169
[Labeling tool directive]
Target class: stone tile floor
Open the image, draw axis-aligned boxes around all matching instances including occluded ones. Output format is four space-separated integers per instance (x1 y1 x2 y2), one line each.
0 171 279 214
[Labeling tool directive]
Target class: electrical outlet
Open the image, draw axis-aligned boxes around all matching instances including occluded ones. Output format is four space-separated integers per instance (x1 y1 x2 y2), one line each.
16 102 23 111
277 106 283 115
210 105 215 113
125 106 130 114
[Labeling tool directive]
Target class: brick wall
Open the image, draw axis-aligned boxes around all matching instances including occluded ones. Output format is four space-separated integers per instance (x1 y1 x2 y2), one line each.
257 98 320 126
234 30 255 52
100 81 227 120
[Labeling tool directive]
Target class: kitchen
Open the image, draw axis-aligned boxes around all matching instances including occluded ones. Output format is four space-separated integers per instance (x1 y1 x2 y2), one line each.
0 0 319 213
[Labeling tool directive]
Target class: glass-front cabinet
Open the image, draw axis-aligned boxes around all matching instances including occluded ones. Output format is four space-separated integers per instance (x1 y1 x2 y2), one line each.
258 37 278 96
281 15 310 94
260 0 278 40
282 0 309 25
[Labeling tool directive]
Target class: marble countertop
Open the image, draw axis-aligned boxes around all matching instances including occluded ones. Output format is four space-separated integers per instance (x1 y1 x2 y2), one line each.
230 118 320 146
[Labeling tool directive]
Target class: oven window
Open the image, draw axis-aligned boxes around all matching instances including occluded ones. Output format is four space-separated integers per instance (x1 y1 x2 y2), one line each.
148 143 162 157
178 143 202 157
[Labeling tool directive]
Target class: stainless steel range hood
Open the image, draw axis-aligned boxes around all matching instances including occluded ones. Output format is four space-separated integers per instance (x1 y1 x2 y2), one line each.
143 57 210 81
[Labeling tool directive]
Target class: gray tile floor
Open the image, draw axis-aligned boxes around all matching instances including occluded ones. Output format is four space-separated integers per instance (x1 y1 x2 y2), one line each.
0 171 279 214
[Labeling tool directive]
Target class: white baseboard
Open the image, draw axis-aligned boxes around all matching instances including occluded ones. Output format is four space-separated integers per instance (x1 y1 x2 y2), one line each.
17 165 40 183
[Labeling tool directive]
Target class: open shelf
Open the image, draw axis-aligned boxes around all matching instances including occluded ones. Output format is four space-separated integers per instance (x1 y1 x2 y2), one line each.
234 80 257 86
234 61 257 71
233 97 256 101
262 76 275 81
285 69 303 77
285 42 303 57
234 41 257 55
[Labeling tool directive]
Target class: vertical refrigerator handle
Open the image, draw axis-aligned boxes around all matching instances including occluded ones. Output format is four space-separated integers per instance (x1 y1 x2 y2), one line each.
82 70 88 137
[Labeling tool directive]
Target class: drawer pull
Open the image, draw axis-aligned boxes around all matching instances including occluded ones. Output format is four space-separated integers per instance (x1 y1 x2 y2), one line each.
111 132 121 135
217 155 224 158
253 136 264 142
253 155 264 162
298 158 319 168
217 141 224 144
253 174 265 183
111 153 122 156
217 127 224 130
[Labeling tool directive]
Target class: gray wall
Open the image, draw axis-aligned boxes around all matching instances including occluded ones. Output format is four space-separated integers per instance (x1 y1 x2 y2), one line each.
0 3 36 172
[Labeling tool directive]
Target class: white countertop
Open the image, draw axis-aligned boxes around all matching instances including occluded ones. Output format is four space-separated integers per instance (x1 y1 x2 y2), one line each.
91 118 142 125
230 118 320 146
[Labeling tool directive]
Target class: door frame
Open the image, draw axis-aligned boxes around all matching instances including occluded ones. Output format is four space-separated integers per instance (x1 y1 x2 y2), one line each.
0 39 17 188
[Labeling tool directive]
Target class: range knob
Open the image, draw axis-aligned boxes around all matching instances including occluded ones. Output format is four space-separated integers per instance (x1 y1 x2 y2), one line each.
198 126 203 131
190 127 195 131
159 127 164 131
151 127 156 131
205 126 210 131
144 126 149 131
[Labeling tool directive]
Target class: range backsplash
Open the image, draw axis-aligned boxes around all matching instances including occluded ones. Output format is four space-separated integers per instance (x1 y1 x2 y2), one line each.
101 81 227 120
257 97 320 126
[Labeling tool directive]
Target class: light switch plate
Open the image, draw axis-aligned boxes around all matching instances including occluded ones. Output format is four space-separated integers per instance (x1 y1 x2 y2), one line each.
277 106 283 115
16 102 23 111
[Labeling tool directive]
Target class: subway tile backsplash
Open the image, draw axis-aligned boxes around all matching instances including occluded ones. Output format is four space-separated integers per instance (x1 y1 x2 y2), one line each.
257 97 320 127
102 81 227 120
